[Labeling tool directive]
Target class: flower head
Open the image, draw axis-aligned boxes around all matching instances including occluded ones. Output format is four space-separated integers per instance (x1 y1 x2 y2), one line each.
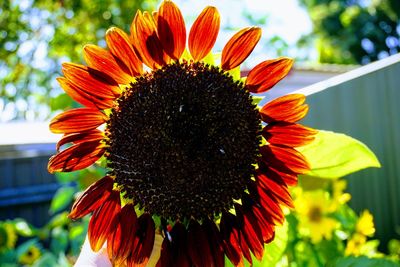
48 1 316 265
294 190 338 243
0 222 17 252
18 245 41 265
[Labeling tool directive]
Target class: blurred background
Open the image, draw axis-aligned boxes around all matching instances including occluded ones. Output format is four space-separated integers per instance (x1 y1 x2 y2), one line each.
0 0 399 266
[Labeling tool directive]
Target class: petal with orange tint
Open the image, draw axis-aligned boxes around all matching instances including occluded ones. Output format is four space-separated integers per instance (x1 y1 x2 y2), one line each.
220 212 243 267
62 63 121 99
221 27 261 71
263 122 317 147
260 145 310 174
260 94 308 123
250 182 285 225
157 0 186 60
108 204 137 264
56 129 104 152
189 7 220 61
68 176 114 220
256 170 294 208
88 190 121 252
246 57 294 93
83 44 132 85
131 10 168 69
235 204 264 261
49 108 107 134
128 213 156 267
57 77 115 110
187 220 214 267
266 165 298 187
241 195 275 243
47 141 105 173
106 27 143 76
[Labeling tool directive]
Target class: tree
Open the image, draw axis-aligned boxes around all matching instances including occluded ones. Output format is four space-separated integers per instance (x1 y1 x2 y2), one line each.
299 0 400 64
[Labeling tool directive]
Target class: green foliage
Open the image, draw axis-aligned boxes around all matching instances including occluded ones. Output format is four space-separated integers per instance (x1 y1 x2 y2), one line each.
298 130 381 179
299 0 400 64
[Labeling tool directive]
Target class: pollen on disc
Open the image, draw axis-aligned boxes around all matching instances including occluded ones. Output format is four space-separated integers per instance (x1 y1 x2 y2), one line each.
105 61 261 221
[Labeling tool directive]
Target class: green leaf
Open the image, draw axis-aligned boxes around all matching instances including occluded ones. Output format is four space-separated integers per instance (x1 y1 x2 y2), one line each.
332 256 400 267
298 130 381 179
14 219 36 237
49 186 76 214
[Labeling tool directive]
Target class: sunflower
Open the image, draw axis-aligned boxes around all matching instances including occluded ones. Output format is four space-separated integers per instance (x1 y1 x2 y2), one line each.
48 1 316 266
18 245 41 265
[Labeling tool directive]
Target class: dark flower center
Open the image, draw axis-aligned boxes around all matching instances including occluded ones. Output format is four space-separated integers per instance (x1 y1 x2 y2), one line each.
106 61 261 220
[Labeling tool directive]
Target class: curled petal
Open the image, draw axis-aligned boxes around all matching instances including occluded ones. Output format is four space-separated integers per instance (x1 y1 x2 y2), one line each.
187 220 214 267
106 27 143 76
260 145 310 174
62 62 121 98
83 44 132 84
56 129 104 152
57 77 115 110
189 6 220 61
48 141 105 173
128 213 156 267
88 190 121 252
49 108 107 134
221 27 261 70
69 176 114 220
108 204 137 264
260 94 308 123
263 122 317 147
246 57 294 93
131 10 168 69
158 0 186 59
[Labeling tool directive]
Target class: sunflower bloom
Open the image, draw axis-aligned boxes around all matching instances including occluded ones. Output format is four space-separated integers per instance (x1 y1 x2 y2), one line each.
48 1 316 266
18 245 41 265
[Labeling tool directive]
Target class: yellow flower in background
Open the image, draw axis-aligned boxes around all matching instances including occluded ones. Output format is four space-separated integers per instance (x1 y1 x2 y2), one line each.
0 222 17 251
356 210 375 237
345 210 376 256
18 245 41 265
332 179 351 207
345 233 367 256
294 190 338 243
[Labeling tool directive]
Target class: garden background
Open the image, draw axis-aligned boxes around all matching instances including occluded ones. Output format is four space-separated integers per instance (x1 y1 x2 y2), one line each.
0 0 400 266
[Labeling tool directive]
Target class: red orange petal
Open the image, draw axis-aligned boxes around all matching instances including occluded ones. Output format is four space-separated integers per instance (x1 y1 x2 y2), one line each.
108 204 137 264
131 10 167 69
256 171 294 208
188 7 220 61
56 129 104 152
128 213 155 267
260 145 310 174
220 212 243 267
47 141 105 173
88 190 121 252
221 27 261 70
157 0 186 60
235 204 264 261
68 176 114 220
106 27 143 76
83 44 132 84
260 94 308 123
263 122 317 147
246 57 294 93
57 77 114 110
62 62 121 98
49 108 107 134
